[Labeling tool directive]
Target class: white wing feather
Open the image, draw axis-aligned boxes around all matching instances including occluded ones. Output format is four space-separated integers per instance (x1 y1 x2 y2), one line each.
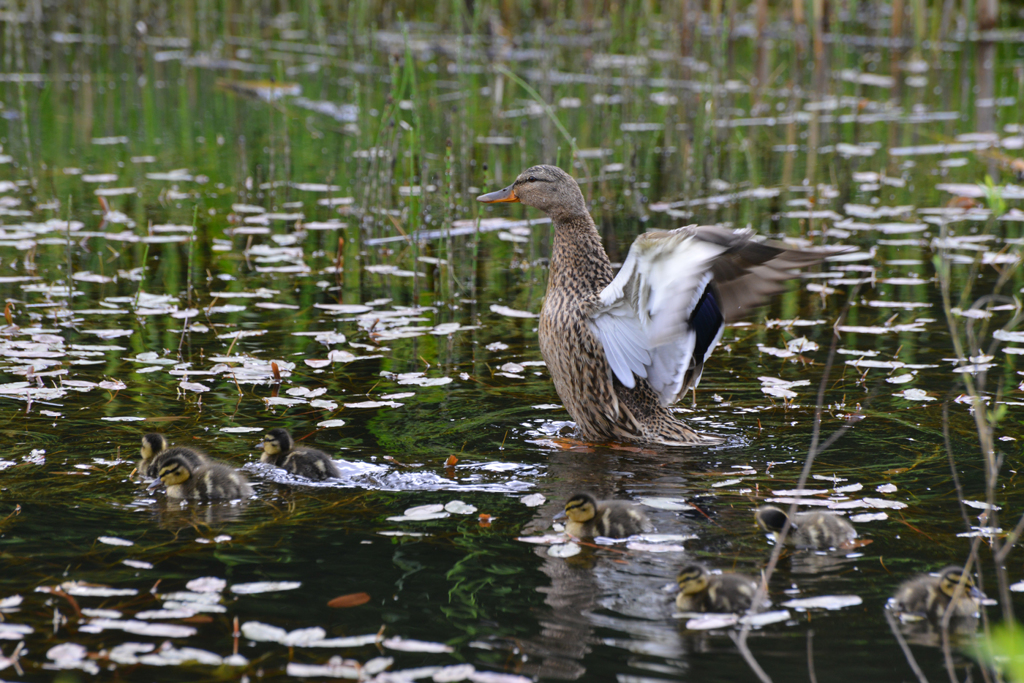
590 227 728 405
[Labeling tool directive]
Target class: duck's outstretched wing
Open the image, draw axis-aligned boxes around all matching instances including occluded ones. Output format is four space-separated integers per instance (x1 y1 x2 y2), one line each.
590 225 827 406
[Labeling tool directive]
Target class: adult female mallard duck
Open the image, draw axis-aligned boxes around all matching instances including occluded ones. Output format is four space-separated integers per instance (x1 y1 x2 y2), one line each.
755 505 857 549
891 566 984 619
149 453 253 500
479 165 829 445
261 428 340 481
138 433 207 479
675 563 763 613
556 492 653 538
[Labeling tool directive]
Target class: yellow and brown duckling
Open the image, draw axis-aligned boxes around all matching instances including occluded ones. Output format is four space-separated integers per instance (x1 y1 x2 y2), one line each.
891 566 984 619
675 563 762 613
261 428 340 481
755 505 857 549
478 165 828 445
557 492 653 538
149 453 253 501
138 433 208 479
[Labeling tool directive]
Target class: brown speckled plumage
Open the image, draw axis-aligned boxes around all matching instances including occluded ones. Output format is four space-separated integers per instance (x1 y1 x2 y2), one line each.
755 505 857 549
560 492 653 538
479 164 827 445
675 563 761 613
139 433 208 479
262 428 340 481
892 566 982 619
153 453 253 500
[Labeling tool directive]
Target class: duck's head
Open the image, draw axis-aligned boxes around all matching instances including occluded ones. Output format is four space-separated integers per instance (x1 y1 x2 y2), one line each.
262 428 293 461
560 492 598 524
149 454 193 490
140 433 167 461
754 505 790 534
676 564 710 595
477 165 587 219
937 566 985 599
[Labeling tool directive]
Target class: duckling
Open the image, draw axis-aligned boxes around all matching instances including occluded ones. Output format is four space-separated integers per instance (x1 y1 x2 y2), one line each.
261 428 340 481
138 433 207 479
150 453 253 501
478 165 830 445
557 492 653 538
675 563 762 613
892 566 984 619
755 505 857 549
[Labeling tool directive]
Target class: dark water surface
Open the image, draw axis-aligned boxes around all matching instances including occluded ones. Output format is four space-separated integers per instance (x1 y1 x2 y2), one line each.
1 3 1024 682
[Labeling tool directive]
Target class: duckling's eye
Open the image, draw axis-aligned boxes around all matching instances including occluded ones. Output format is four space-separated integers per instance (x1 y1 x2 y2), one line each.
527 176 537 182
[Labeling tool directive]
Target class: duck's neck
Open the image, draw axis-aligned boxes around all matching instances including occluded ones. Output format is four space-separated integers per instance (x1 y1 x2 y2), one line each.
548 212 614 294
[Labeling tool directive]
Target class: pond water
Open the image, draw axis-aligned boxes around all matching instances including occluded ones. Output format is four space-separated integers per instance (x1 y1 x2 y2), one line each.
1 3 1024 682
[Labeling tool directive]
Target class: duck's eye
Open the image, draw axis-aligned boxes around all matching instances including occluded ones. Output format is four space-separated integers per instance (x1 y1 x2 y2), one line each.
527 176 537 182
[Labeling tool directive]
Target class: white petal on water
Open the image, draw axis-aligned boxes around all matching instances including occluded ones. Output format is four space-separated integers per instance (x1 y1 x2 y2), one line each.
179 381 210 393
636 534 698 543
520 493 546 507
782 595 863 610
834 483 863 494
382 636 454 653
286 660 362 678
740 610 792 627
625 542 688 553
1011 581 1024 593
284 627 329 647
772 488 829 496
317 419 347 428
517 535 573 545
83 618 197 637
547 543 582 558
241 621 290 643
388 504 449 522
963 500 1001 511
230 581 302 594
135 608 198 620
683 614 739 630
100 416 146 422
469 671 535 683
220 427 263 433
0 595 23 609
895 388 935 401
186 576 226 593
396 375 453 387
849 512 888 523
52 582 138 597
489 304 538 319
47 642 88 663
381 392 416 400
310 399 339 410
328 349 356 363
886 372 917 384
0 623 32 639
108 642 155 664
444 500 478 515
638 497 690 511
433 664 478 682
711 478 744 488
344 400 403 409
876 483 898 493
98 536 134 546
305 359 332 368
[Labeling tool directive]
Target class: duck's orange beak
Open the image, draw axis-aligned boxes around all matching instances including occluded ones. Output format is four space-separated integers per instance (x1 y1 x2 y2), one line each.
477 185 519 203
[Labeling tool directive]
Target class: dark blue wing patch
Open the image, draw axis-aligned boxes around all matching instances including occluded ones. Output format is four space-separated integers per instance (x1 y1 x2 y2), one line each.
689 283 724 364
